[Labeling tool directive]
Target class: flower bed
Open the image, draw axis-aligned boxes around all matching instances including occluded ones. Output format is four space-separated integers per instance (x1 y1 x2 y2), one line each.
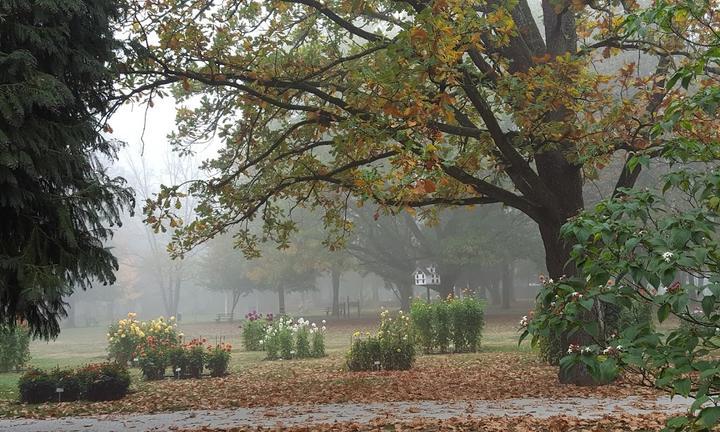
262 316 326 360
242 311 273 351
347 310 415 371
107 313 180 365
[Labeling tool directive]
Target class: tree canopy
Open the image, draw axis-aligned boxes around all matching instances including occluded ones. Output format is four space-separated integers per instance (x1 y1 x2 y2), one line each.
129 0 716 280
0 0 133 338
124 0 720 384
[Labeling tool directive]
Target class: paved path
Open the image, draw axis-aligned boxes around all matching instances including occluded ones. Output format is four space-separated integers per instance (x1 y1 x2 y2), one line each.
0 396 691 432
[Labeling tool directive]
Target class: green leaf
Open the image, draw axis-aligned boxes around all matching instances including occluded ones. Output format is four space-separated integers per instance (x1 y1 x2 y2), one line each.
658 303 671 322
698 406 720 428
702 295 715 317
673 378 691 396
666 415 690 429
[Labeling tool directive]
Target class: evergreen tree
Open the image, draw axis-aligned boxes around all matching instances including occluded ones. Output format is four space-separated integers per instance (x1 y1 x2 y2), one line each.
0 0 133 338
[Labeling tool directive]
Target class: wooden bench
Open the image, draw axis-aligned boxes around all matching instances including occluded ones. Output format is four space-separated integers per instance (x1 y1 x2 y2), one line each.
215 313 234 322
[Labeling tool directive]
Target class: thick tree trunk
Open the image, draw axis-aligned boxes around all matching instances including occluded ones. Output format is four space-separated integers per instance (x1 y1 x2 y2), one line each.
501 262 514 310
278 284 286 315
487 278 501 305
398 283 413 311
331 269 341 317
534 160 598 385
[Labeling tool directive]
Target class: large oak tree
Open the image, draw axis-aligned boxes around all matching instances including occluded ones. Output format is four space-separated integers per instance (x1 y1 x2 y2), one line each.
123 0 718 383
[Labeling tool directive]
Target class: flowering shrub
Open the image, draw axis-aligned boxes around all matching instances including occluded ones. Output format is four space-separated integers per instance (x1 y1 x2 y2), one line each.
19 363 130 404
168 338 206 378
347 310 415 371
311 324 326 357
262 316 326 360
135 336 171 380
522 148 720 429
410 297 485 354
242 311 272 351
107 313 180 365
207 342 232 377
0 323 30 372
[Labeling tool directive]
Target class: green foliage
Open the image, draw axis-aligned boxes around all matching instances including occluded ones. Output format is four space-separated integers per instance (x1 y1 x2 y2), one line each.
262 316 326 360
107 314 180 365
19 363 130 404
523 145 720 428
0 0 134 339
448 297 485 353
410 300 434 353
242 313 270 351
206 343 232 377
134 334 176 381
18 369 55 404
347 310 415 371
346 337 383 371
168 339 206 379
78 363 131 402
0 324 30 372
410 297 485 354
311 328 326 358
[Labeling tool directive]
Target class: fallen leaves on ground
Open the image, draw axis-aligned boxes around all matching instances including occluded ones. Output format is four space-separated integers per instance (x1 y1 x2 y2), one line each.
175 413 671 432
0 352 660 418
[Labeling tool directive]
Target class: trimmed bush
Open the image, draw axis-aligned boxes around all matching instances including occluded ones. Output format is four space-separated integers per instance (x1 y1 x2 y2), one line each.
18 369 56 404
50 369 82 402
79 363 131 401
347 310 415 371
19 363 130 404
0 324 30 372
410 297 485 354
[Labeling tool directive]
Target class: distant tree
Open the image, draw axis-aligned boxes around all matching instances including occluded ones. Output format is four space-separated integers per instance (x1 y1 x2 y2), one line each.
0 0 133 338
128 155 199 318
350 205 542 309
245 241 320 315
199 234 257 315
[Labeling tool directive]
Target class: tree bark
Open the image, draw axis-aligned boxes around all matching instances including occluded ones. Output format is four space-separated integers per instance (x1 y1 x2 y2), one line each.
398 283 413 311
278 284 286 315
331 269 341 316
501 262 514 310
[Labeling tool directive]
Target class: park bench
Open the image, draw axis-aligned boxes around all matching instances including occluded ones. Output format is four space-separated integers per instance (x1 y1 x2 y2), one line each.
215 313 234 322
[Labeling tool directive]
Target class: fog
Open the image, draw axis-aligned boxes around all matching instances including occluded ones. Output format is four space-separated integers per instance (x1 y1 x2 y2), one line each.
58 98 552 326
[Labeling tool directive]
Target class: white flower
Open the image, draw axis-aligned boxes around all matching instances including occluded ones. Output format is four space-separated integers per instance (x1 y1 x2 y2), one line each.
322 319 326 324
321 326 326 331
662 251 674 262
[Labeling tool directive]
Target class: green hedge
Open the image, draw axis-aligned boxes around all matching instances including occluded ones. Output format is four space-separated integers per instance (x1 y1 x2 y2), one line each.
410 297 485 354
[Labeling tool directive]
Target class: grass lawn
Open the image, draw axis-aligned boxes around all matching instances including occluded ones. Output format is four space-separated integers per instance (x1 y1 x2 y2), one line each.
0 311 529 402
